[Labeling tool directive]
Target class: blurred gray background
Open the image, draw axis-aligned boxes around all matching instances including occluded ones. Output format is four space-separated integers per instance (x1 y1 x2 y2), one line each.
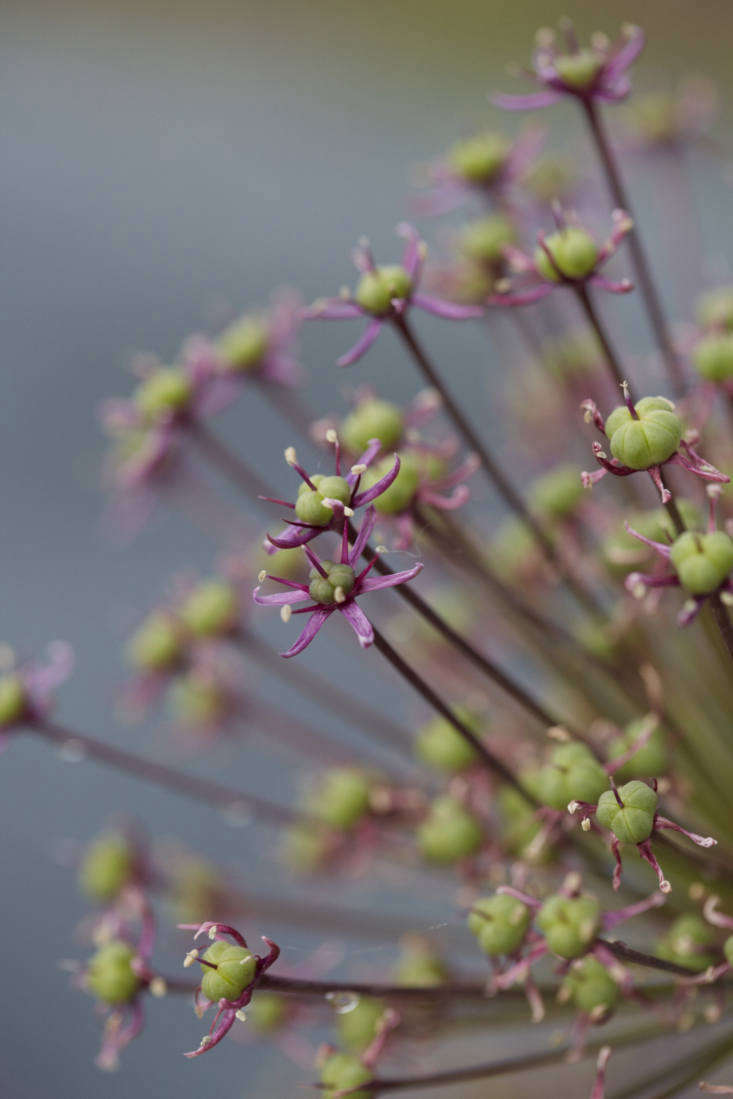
2 1 733 1095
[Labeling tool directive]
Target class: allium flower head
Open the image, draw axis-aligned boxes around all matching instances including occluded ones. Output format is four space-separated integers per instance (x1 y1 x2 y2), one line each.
490 207 633 306
254 507 423 656
304 223 483 366
494 22 646 111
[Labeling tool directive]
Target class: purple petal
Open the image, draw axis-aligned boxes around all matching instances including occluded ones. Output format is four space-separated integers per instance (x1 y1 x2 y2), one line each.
347 506 378 564
338 601 374 649
603 28 645 82
491 90 563 111
590 274 634 294
594 78 631 103
412 294 484 320
359 561 424 592
337 318 384 367
253 586 310 607
397 222 423 280
265 524 320 552
261 351 302 387
487 284 554 307
281 607 333 657
420 485 470 511
352 454 401 507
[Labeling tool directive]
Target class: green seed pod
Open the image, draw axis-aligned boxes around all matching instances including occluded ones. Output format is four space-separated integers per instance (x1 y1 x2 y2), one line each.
281 821 332 873
79 832 135 903
605 396 682 470
529 464 583 522
596 780 658 844
562 956 619 1016
126 611 182 672
541 330 598 381
448 132 510 184
489 518 539 582
523 155 576 205
624 92 677 146
657 915 718 972
86 941 141 1005
417 796 483 864
497 783 547 862
537 743 608 812
247 991 288 1033
669 531 733 595
320 1052 373 1099
217 315 269 372
295 474 351 527
393 944 448 987
135 367 192 423
0 675 26 728
415 707 480 773
341 399 404 453
554 49 603 89
724 935 733 967
468 893 531 957
179 580 238 637
308 562 357 605
692 334 733 383
534 228 599 283
459 215 517 265
608 718 667 780
310 768 372 831
355 265 412 315
337 997 385 1052
362 453 420 515
168 673 227 727
200 940 257 1002
537 894 601 959
696 285 733 332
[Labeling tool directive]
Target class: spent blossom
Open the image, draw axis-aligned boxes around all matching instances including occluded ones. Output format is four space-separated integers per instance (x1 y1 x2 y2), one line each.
489 207 633 307
254 507 423 655
493 23 646 111
304 223 483 367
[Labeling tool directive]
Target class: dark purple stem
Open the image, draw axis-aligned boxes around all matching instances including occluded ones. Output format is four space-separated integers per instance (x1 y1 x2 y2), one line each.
710 593 733 664
574 284 627 391
581 99 685 396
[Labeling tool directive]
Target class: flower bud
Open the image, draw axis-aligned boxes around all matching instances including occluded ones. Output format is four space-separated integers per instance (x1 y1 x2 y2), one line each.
692 334 733 383
608 719 667 780
295 475 351 526
534 228 599 283
247 991 288 1032
417 796 483 864
134 367 192 423
529 464 583 522
86 941 141 1005
561 956 619 1016
363 454 420 515
415 708 481 773
168 672 228 727
537 743 608 812
355 265 412 314
0 675 27 728
605 396 682 470
199 940 257 1002
281 821 332 873
555 49 603 89
656 915 718 972
320 1052 373 1099
393 943 448 987
669 531 733 595
341 399 404 453
126 612 182 672
79 832 135 903
448 132 510 184
696 285 733 332
217 316 269 372
468 893 531 956
337 997 385 1052
459 215 517 265
179 580 239 638
537 893 601 959
596 780 658 844
308 767 372 831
